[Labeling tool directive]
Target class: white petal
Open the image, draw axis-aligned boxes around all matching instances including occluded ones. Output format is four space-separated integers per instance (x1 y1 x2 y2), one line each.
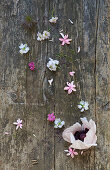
60 33 65 38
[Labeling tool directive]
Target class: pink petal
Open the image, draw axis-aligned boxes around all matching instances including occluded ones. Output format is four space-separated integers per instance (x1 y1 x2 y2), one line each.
62 41 65 45
64 87 69 90
68 89 72 94
59 38 64 41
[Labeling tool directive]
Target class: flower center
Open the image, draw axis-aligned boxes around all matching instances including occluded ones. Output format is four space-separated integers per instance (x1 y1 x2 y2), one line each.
74 128 89 141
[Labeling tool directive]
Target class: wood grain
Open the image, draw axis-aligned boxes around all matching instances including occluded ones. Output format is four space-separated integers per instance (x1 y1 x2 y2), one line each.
0 0 110 170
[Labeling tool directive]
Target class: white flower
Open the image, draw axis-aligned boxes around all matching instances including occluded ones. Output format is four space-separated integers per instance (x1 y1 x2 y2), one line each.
49 17 58 23
48 78 53 86
54 118 65 128
47 58 59 71
78 101 89 112
37 32 44 41
43 31 50 39
19 44 29 54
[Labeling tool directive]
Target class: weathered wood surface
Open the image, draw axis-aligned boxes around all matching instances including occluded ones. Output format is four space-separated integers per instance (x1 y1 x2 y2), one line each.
0 0 110 170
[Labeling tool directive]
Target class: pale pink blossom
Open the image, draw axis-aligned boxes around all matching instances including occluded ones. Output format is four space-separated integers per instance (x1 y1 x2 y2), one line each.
64 81 76 94
62 117 97 150
59 33 72 46
64 148 78 158
47 113 55 122
69 71 75 76
13 119 23 130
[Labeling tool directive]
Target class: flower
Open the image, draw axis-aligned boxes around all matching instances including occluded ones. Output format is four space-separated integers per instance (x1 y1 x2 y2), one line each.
48 78 53 86
62 117 97 150
49 17 58 23
78 101 89 112
59 33 72 45
47 58 59 71
69 71 75 76
28 62 35 70
19 43 29 54
47 113 55 122
43 31 50 39
37 32 44 41
54 118 65 128
13 119 23 130
64 81 76 94
64 148 78 158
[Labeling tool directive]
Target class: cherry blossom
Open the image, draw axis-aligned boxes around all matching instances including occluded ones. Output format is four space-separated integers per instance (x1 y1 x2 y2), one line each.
59 33 72 46
13 119 23 130
64 81 76 94
64 148 78 158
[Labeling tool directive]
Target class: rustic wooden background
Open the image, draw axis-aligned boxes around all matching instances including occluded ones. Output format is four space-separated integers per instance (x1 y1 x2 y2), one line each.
0 0 110 170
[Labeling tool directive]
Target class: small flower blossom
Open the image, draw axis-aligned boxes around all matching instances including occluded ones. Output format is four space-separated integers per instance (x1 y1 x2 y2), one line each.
78 101 89 112
47 58 59 71
54 118 65 128
28 62 35 70
59 33 72 46
49 17 58 23
48 78 53 86
69 71 75 76
43 31 50 39
19 43 29 54
47 113 55 122
37 32 44 41
13 119 23 130
64 148 78 158
64 81 76 94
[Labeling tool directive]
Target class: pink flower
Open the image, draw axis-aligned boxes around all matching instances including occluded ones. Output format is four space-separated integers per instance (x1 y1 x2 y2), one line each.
64 148 78 158
69 71 75 76
47 113 55 122
28 62 35 70
64 81 76 94
13 119 23 130
62 117 97 150
59 33 72 46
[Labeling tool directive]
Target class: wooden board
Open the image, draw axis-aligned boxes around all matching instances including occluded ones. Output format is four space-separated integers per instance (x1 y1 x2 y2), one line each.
0 0 110 169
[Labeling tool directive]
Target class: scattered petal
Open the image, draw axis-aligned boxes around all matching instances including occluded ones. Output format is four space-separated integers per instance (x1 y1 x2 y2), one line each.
77 46 80 53
48 78 53 86
69 19 73 24
69 71 75 76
